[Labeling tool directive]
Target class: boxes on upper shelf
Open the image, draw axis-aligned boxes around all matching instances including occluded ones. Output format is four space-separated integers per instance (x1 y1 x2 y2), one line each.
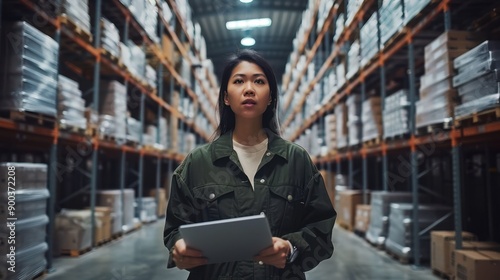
335 103 348 149
417 30 482 129
347 94 362 146
383 89 410 138
362 97 382 142
360 12 379 67
60 0 91 36
58 75 87 130
346 40 360 80
379 0 404 49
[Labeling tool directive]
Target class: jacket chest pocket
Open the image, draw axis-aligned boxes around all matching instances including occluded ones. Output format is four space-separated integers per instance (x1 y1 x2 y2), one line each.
268 186 305 233
193 185 236 221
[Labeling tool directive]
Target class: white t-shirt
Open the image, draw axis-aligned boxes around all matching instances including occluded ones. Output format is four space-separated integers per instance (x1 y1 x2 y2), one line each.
233 137 268 190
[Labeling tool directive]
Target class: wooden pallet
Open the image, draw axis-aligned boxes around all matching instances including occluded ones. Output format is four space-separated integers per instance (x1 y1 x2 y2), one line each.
382 26 410 50
85 125 98 137
59 122 86 134
100 48 123 67
416 120 452 136
432 269 452 279
0 110 56 128
454 107 500 127
59 14 93 43
60 246 92 257
363 137 381 148
385 249 410 265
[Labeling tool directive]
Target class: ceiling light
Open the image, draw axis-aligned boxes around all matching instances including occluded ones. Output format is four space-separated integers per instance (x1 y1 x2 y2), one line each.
240 0 253 3
226 18 272 30
241 36 256 46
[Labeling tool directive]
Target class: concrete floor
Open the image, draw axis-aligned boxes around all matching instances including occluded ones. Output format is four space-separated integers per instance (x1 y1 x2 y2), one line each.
46 221 439 280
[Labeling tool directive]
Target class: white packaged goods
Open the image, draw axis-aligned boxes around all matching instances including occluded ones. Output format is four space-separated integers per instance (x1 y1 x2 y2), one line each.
346 0 363 27
145 64 157 89
452 41 500 118
379 0 404 49
362 97 382 142
126 117 141 143
143 0 159 43
347 94 362 146
333 13 344 42
127 42 146 80
100 18 120 58
58 75 87 130
0 163 48 190
122 189 135 232
99 81 127 140
325 114 337 151
346 40 360 79
61 0 91 36
360 12 379 67
317 0 334 33
383 89 411 138
335 103 348 149
0 22 59 117
404 0 431 25
135 197 157 222
0 189 49 221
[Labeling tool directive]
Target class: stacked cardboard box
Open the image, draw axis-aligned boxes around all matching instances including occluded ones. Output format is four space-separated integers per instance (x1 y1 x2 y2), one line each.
450 240 500 279
453 41 500 118
454 250 500 280
383 89 410 138
101 18 120 58
337 190 370 231
417 31 481 129
431 231 477 278
55 210 93 252
362 97 382 142
99 81 127 141
354 204 371 233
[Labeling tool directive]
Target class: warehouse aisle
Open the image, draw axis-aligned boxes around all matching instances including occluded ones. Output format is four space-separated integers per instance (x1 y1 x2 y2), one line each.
46 221 439 280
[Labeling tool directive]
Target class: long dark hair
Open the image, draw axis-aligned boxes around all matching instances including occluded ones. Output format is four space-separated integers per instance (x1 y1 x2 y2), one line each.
215 49 280 137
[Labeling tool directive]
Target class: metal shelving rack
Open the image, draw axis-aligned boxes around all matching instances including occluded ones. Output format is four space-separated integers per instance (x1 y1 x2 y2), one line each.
0 0 219 271
282 0 500 267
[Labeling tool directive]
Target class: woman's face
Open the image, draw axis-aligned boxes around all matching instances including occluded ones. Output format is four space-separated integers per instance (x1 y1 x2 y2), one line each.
224 61 271 123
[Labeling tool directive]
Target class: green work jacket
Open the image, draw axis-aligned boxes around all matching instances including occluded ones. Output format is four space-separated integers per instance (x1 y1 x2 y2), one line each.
164 129 336 280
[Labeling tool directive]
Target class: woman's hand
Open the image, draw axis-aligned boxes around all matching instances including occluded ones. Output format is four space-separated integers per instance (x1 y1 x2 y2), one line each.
254 237 291 268
172 239 208 269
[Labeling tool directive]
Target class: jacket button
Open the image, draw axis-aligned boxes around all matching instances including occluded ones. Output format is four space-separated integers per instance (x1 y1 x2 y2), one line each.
260 179 265 183
287 195 293 202
258 261 264 265
209 193 215 200
260 211 265 216
266 152 271 156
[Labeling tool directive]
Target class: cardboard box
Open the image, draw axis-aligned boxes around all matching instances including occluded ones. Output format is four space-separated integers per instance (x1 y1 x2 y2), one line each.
149 188 168 217
430 231 477 276
450 241 500 276
94 207 112 242
354 204 371 233
162 34 174 63
337 190 370 230
455 250 500 280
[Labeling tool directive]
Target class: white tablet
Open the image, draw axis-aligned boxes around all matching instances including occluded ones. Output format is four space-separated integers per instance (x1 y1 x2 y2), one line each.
179 214 273 264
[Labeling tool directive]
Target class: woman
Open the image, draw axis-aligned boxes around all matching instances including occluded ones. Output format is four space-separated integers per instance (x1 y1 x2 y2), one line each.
164 49 336 279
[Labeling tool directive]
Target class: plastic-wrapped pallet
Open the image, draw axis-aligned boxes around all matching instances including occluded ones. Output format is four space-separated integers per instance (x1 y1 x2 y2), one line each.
383 89 410 138
100 18 120 58
0 163 47 190
55 209 94 252
317 0 334 33
452 41 500 118
379 0 404 49
0 189 49 221
346 40 360 79
135 197 157 223
385 203 453 261
347 94 362 146
360 12 379 67
95 190 124 235
0 242 48 280
0 21 59 117
126 117 141 143
122 189 135 232
144 0 159 43
60 0 91 36
128 42 146 80
362 97 382 142
99 81 127 140
335 103 348 149
145 65 157 89
417 31 481 129
366 191 418 247
404 0 431 25
333 13 345 42
336 61 347 89
345 0 363 27
58 75 87 130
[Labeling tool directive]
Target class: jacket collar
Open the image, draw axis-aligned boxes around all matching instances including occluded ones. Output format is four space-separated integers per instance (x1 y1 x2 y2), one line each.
211 128 288 163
